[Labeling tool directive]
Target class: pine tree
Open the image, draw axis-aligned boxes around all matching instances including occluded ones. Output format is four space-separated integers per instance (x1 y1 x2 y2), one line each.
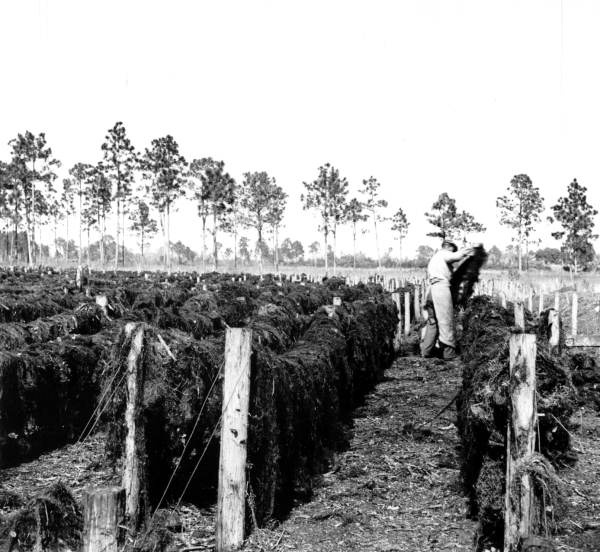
142 135 187 271
361 176 387 271
390 207 410 262
550 178 598 272
302 163 348 275
129 200 158 264
344 198 368 269
8 131 60 265
101 122 137 269
496 174 544 271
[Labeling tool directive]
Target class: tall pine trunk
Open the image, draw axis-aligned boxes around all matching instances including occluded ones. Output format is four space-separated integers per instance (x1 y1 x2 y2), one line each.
201 217 207 273
352 223 357 270
166 203 171 273
121 209 126 267
374 216 381 271
65 215 69 263
273 225 280 273
398 236 403 266
100 212 105 266
28 162 35 267
233 224 238 270
141 225 145 264
53 217 58 261
78 181 83 266
517 226 523 272
332 224 337 275
324 229 329 275
86 226 90 266
212 211 218 271
257 226 263 275
114 198 120 270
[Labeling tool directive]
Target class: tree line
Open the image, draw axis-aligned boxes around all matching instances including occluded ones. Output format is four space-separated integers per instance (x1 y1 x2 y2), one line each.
0 123 597 273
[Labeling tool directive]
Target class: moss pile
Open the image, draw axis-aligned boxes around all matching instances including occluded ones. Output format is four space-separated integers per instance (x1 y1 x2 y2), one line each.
456 295 576 551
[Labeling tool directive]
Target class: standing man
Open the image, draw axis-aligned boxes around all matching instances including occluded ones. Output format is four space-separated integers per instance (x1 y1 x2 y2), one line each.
421 241 474 360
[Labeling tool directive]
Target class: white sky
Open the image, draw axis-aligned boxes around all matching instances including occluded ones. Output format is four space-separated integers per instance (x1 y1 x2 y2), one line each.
1 0 600 258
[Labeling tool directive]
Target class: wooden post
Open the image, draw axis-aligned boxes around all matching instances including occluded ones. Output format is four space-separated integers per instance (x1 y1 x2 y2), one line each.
554 292 560 312
76 266 83 291
216 328 252 552
122 323 147 530
527 289 533 312
413 285 421 323
538 291 544 316
500 292 507 309
514 302 525 331
571 292 578 336
404 291 411 337
504 334 537 552
82 487 125 552
548 309 560 354
391 292 402 351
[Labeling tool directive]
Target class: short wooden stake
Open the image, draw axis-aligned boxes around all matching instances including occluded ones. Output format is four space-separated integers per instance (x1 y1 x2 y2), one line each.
413 285 421 322
76 266 83 291
527 289 533 312
122 323 148 530
82 487 125 552
504 334 537 552
514 302 525 331
391 292 402 351
554 292 560 312
500 292 507 309
571 292 578 336
548 309 560 354
216 328 252 552
404 291 411 337
538 291 544 316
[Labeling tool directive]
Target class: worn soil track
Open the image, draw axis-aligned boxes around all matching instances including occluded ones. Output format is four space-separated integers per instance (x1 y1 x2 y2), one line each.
243 356 476 552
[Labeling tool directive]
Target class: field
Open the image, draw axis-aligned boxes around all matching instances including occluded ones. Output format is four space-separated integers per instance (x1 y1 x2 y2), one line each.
0 265 597 551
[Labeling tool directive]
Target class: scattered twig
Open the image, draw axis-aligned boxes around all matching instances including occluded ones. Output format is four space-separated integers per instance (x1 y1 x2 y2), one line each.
272 529 285 549
416 390 460 428
157 333 177 361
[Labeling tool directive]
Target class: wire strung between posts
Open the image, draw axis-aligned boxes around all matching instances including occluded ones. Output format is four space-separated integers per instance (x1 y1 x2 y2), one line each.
76 365 125 443
136 359 247 551
80 371 128 443
173 358 250 511
149 362 223 518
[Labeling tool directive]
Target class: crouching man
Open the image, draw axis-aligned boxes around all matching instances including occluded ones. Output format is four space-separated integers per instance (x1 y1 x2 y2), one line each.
420 241 473 360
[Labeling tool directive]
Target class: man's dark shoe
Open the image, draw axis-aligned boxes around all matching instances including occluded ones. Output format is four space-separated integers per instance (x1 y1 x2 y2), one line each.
443 346 458 360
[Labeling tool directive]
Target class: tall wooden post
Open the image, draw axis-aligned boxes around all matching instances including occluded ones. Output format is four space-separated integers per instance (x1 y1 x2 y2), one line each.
571 292 578 336
404 291 411 337
504 334 537 552
216 328 252 552
82 487 125 552
514 302 525 331
122 323 147 530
